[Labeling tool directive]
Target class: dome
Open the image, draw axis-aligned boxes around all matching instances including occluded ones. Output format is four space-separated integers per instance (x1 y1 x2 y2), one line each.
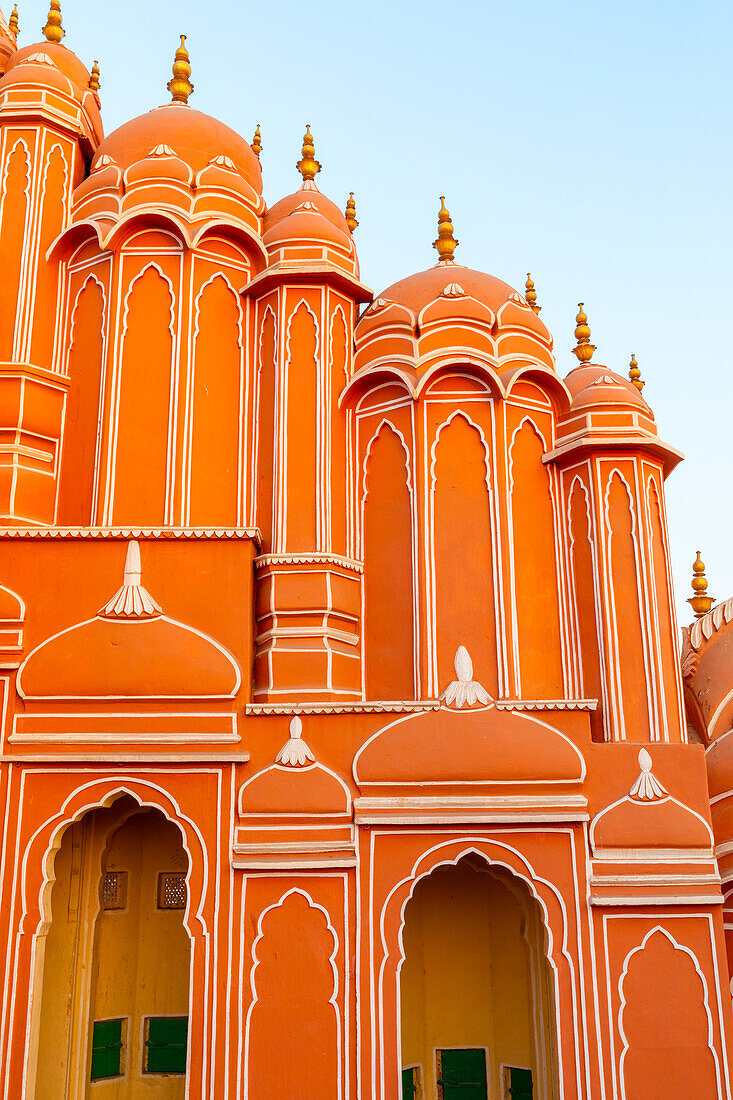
566 363 649 413
264 180 349 235
5 40 90 92
376 263 551 341
92 103 262 193
263 202 352 250
0 51 76 97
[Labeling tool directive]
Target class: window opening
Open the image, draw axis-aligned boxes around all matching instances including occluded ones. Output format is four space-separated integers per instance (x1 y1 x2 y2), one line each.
90 1018 124 1080
143 1016 188 1074
402 1065 421 1098
157 871 187 910
503 1066 533 1098
101 870 127 910
437 1049 488 1100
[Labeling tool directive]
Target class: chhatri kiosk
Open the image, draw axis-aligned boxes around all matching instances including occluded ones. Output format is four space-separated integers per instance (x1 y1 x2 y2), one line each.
0 5 732 1098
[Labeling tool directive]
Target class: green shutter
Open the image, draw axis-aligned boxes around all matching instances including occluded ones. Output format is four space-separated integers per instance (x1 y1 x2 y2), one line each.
438 1049 487 1100
144 1016 188 1074
90 1018 123 1080
402 1067 418 1097
506 1066 533 1098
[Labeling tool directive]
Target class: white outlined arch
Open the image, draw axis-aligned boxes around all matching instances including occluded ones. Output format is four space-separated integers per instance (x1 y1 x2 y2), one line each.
603 469 656 741
0 139 32 362
183 271 245 525
278 298 321 553
617 926 724 1100
105 261 177 526
375 838 574 1100
566 473 609 724
427 408 498 698
252 304 278 538
243 887 342 1100
359 417 419 699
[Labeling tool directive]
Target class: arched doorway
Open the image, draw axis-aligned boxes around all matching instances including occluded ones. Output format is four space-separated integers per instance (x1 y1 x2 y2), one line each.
29 797 191 1098
400 857 558 1100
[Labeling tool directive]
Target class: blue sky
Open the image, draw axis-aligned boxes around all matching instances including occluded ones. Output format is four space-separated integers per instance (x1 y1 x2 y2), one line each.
13 0 733 623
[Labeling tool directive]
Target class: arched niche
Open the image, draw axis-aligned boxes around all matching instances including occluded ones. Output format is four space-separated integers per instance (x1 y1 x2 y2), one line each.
400 856 560 1100
285 300 319 551
28 796 191 1099
0 140 30 359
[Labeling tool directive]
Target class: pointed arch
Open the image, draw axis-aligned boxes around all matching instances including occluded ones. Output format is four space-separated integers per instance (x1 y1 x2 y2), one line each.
604 471 653 741
245 888 341 1100
508 417 564 699
29 143 69 367
57 274 107 525
187 272 244 526
646 474 684 740
619 927 722 1100
362 419 416 700
284 299 320 551
110 263 176 526
256 305 277 549
567 475 605 739
329 305 350 555
429 410 499 699
0 139 31 360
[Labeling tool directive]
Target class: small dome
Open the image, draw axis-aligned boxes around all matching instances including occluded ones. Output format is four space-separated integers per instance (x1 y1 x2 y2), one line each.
264 181 348 236
92 103 262 193
0 51 74 96
375 263 551 341
566 364 649 412
263 202 352 250
5 40 90 93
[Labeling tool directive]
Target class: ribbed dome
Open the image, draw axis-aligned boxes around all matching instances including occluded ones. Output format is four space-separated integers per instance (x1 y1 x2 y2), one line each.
264 181 348 235
372 263 551 341
5 40 90 92
92 103 262 192
566 364 649 412
263 202 352 250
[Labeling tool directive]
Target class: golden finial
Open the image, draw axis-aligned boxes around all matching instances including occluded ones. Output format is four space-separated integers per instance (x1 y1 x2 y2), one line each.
688 551 715 618
43 0 65 44
251 124 262 158
345 192 359 234
572 302 596 363
89 61 101 95
296 125 321 182
167 35 194 104
433 196 458 263
525 273 541 314
628 353 644 391
8 4 18 37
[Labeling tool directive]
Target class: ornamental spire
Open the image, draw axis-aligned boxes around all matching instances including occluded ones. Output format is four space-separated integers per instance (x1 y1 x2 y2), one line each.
628 353 644 391
89 60 101 95
251 124 262 158
99 541 162 621
9 4 18 38
572 302 596 363
43 0 64 44
345 192 358 233
167 35 194 104
525 273 541 314
433 196 458 263
296 125 321 182
688 551 715 619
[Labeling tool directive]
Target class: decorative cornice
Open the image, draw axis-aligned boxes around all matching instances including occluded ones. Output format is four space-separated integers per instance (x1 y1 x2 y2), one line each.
688 596 733 652
245 700 441 715
0 526 261 544
494 698 598 711
254 552 363 574
241 260 372 303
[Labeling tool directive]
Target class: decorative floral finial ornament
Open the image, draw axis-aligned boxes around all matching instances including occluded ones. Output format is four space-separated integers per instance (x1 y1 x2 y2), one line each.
629 748 668 801
168 35 194 104
296 125 321 182
9 4 19 38
572 302 596 363
345 192 358 234
628 353 644 391
688 551 715 619
251 124 262 158
525 273 541 313
89 60 101 95
433 196 458 263
99 541 162 620
440 646 490 709
43 0 64 44
276 716 316 767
